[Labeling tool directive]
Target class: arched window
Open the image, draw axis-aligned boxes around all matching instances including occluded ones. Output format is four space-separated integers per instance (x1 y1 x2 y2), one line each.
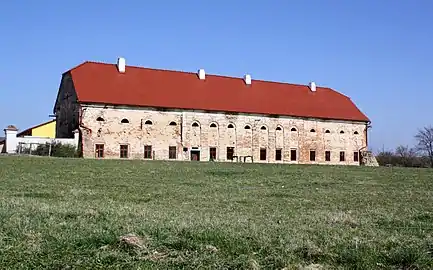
291 127 297 132
121 118 129 124
276 126 282 131
210 123 217 128
145 120 153 125
244 125 251 130
192 122 199 127
228 124 235 129
340 130 345 134
354 131 359 135
96 117 104 122
261 126 267 130
325 130 331 133
310 129 316 133
169 121 177 126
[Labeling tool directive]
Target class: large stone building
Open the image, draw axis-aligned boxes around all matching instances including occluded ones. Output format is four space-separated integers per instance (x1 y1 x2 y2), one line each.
53 58 372 165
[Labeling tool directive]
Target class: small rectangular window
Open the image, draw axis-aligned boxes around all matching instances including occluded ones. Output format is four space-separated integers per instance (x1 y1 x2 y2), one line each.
95 144 104 158
354 151 359 162
169 146 176 159
144 145 152 159
260 148 267 160
226 147 234 160
340 151 345 162
290 149 297 161
310 150 316 161
325 151 331 161
275 149 282 161
120 144 128 158
209 147 217 160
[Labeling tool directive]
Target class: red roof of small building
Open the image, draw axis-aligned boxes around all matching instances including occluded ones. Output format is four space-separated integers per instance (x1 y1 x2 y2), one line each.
68 61 370 122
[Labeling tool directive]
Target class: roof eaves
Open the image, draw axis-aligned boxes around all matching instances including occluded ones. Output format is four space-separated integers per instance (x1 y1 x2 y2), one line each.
79 101 370 123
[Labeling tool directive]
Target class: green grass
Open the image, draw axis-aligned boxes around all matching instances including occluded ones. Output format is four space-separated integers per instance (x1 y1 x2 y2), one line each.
0 156 433 269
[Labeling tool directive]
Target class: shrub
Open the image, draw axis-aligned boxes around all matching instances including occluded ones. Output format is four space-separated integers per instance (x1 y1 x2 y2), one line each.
376 151 431 168
17 145 31 154
34 142 79 158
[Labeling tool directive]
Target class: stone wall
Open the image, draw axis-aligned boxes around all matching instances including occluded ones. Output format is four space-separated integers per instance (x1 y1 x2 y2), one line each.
78 104 368 165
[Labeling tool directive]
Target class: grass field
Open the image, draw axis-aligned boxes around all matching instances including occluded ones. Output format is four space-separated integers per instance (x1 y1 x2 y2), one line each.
0 156 433 269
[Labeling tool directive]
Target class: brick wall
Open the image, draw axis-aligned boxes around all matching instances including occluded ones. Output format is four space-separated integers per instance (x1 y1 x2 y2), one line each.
78 104 367 165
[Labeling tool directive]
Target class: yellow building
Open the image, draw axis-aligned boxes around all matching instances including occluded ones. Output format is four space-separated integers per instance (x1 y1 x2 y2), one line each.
17 119 56 138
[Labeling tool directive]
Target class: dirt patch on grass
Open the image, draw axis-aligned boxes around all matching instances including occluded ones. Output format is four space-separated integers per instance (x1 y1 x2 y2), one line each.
118 233 150 251
298 263 326 270
203 244 218 253
328 211 358 228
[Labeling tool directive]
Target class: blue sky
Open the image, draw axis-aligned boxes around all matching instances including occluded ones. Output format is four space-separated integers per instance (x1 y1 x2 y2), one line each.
1 0 432 152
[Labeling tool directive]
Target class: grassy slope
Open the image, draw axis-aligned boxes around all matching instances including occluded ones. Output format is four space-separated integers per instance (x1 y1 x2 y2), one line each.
0 156 432 269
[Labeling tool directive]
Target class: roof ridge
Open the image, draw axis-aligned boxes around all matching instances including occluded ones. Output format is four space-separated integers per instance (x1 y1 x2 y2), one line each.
80 60 329 89
65 61 92 74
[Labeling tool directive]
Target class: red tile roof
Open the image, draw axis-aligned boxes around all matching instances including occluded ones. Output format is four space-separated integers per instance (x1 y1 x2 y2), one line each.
68 61 369 122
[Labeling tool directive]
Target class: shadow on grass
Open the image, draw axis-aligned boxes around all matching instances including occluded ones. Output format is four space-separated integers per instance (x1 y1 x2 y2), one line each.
332 241 433 269
206 170 246 177
11 192 59 199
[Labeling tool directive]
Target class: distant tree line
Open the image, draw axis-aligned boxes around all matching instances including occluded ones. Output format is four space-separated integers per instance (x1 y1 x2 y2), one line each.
376 126 433 168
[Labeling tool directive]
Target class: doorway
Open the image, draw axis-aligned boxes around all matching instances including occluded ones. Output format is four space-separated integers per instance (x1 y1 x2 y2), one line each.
190 150 200 161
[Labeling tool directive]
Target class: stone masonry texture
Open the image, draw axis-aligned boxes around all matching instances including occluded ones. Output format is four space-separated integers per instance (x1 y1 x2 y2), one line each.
78 104 368 165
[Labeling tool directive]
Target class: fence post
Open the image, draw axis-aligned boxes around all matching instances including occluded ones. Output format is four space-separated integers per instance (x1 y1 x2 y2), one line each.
48 142 52 156
73 129 80 150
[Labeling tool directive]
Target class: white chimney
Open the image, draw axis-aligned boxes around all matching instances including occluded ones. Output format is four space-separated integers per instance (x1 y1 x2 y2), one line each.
309 81 316 92
117 57 126 73
244 74 252 85
198 69 205 80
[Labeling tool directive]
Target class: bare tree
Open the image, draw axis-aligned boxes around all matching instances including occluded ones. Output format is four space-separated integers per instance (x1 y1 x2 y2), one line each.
395 145 417 167
395 145 416 158
414 126 433 167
